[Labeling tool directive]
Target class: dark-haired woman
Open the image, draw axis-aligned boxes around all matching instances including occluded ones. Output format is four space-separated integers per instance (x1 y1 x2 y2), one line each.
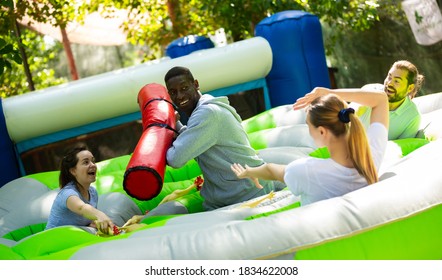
45 146 114 233
231 87 388 206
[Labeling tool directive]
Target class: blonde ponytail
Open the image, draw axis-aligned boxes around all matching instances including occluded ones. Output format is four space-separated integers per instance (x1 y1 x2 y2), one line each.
347 113 378 185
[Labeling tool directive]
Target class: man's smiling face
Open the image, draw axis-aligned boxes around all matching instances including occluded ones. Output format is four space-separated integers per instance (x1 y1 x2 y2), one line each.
166 74 201 117
383 66 412 104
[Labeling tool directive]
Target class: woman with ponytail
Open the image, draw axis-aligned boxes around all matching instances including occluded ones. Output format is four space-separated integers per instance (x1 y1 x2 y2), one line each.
231 87 388 206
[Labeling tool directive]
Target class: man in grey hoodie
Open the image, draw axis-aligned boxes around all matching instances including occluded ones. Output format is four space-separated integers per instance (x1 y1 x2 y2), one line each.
165 66 278 210
122 66 282 227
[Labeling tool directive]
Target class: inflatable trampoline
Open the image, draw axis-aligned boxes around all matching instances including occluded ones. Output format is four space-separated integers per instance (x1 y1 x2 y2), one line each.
1 11 442 260
1 90 442 260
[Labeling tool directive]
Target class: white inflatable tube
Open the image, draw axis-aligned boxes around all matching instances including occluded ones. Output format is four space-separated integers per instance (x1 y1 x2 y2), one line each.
2 37 272 143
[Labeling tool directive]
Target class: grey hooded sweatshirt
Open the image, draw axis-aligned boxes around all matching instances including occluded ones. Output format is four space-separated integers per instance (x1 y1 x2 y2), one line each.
166 94 274 210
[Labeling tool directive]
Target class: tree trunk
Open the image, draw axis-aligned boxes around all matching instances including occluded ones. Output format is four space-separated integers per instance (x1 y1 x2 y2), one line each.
14 20 35 91
60 27 79 80
166 0 178 34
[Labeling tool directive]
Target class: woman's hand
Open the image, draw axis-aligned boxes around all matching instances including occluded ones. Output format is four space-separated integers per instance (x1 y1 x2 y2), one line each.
293 87 329 110
94 213 115 234
231 163 263 189
122 215 144 228
231 163 249 179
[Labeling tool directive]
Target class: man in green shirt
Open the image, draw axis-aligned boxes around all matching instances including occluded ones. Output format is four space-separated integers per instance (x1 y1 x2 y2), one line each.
355 60 425 140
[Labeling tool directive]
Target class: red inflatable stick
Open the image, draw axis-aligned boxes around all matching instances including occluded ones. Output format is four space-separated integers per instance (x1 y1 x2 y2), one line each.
123 83 176 200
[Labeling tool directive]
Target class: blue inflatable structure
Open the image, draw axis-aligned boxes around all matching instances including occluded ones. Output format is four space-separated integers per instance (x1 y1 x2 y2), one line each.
255 10 330 107
166 35 215 58
0 101 20 187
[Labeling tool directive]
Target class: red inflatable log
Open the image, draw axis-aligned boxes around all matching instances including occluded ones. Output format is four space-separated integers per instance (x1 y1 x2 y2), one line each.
123 83 176 200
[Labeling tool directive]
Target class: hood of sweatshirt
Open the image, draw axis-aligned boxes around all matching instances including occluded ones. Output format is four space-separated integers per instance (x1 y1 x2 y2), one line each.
198 94 242 122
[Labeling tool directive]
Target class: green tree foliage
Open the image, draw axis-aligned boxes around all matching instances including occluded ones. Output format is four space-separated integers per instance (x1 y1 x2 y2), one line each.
1 0 22 76
0 0 76 97
0 29 66 98
85 0 381 59
1 0 395 97
0 37 22 76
